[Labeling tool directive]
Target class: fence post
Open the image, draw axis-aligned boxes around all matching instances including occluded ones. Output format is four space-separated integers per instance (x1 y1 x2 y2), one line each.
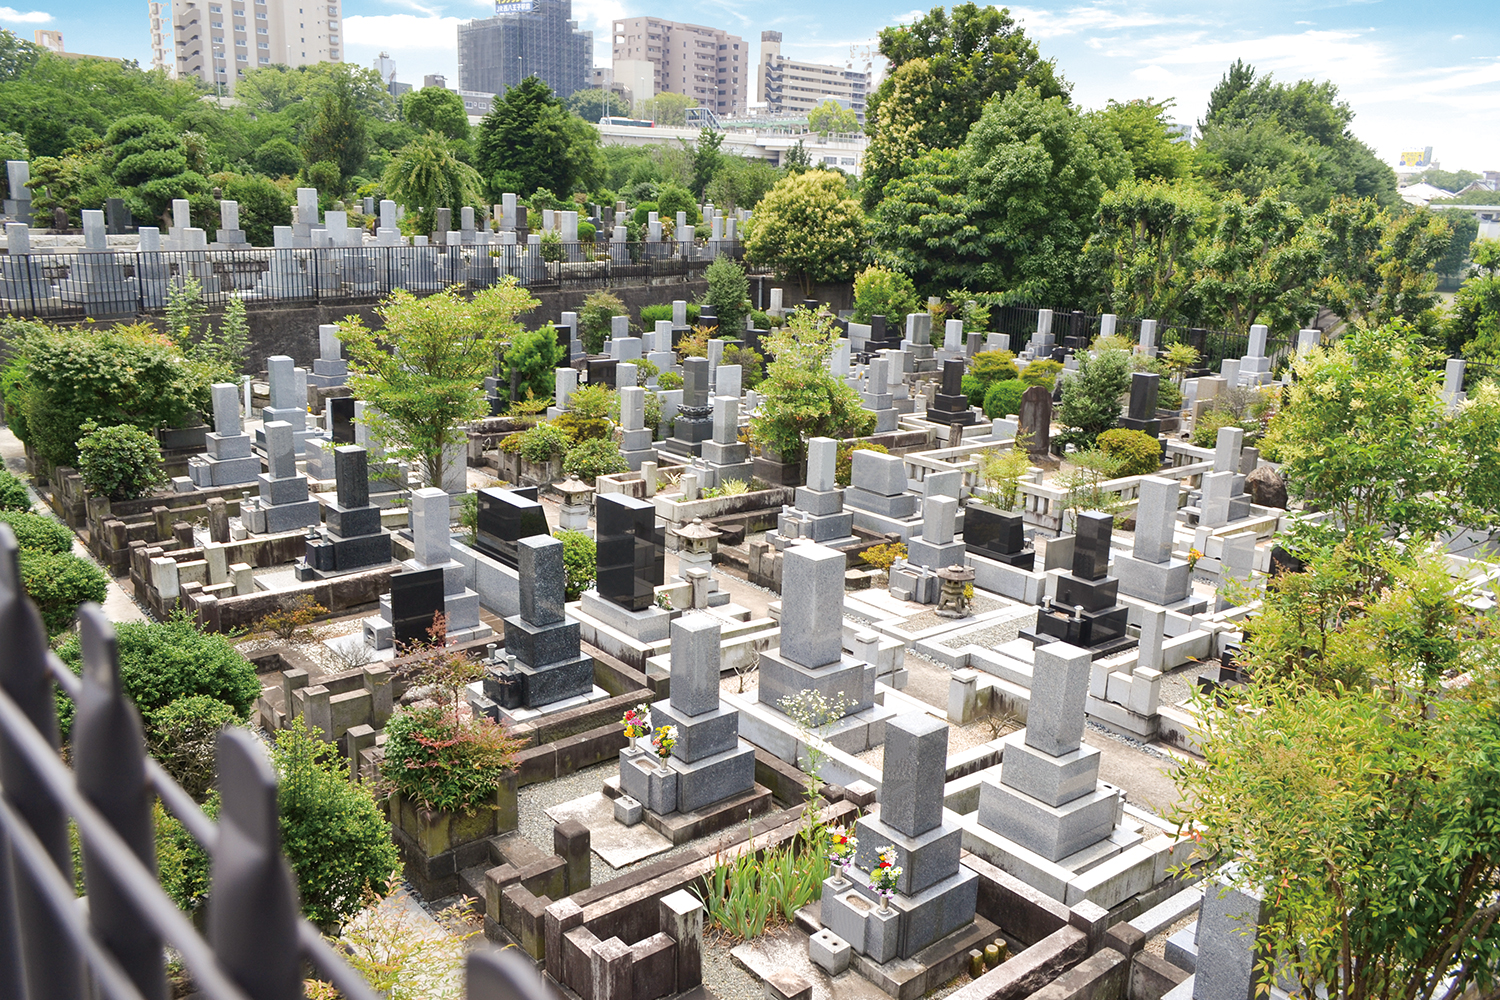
0 526 85 1000
72 604 167 1000
209 728 301 1000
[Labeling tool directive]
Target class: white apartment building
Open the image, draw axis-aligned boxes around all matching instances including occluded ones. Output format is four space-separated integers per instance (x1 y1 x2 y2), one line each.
756 31 870 121
611 16 747 117
151 0 343 95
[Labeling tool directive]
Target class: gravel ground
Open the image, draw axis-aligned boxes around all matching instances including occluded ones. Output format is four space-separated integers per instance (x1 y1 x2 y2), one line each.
1157 658 1221 709
939 614 1033 650
1144 914 1196 957
703 934 763 1000
897 595 1004 634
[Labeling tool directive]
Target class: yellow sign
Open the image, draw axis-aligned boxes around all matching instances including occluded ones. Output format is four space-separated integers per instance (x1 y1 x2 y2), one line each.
1399 147 1433 168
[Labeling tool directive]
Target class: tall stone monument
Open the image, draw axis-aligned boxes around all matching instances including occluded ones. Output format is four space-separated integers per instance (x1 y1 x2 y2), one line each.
188 383 260 488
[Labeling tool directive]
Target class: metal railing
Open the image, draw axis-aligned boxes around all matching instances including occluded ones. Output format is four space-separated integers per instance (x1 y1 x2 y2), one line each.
0 240 753 321
0 525 551 1000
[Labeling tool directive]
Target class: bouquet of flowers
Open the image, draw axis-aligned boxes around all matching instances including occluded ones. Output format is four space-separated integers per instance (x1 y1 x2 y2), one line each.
869 845 902 908
651 725 678 763
827 825 858 880
621 704 651 741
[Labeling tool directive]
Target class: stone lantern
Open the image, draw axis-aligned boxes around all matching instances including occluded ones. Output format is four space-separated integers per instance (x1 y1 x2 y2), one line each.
555 476 595 534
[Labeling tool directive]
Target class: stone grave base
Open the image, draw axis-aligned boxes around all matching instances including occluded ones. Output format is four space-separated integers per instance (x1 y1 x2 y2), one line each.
737 690 898 762
960 811 1156 907
569 594 674 671
602 773 774 845
544 791 672 868
762 905 998 1000
729 926 893 1000
493 684 610 726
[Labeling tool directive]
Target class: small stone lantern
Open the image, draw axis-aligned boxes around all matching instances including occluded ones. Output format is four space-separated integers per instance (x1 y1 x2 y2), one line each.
670 517 724 608
555 476 594 534
936 563 976 618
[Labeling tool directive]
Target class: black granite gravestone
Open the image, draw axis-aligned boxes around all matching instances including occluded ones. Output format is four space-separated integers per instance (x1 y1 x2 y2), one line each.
1022 510 1129 652
964 506 1035 569
584 356 618 389
329 396 356 444
475 487 548 569
929 358 978 426
595 493 665 611
663 357 712 457
1117 371 1161 437
391 567 444 645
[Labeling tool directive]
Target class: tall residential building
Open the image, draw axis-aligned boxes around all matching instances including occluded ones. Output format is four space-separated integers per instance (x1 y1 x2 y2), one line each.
611 17 747 117
457 0 592 101
150 0 343 94
756 31 870 121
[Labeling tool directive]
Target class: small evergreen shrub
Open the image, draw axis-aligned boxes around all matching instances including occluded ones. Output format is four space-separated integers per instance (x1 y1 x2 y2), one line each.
1020 359 1063 391
640 303 700 327
0 468 31 511
147 695 239 801
563 437 627 482
20 550 107 636
704 255 749 334
0 510 72 554
76 423 167 501
984 379 1027 419
517 423 573 463
556 529 595 599
1096 428 1162 476
381 705 523 814
969 350 1020 385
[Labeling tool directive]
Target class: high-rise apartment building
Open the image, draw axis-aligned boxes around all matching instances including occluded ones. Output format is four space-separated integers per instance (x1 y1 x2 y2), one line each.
457 0 592 101
611 17 747 117
150 0 342 94
756 31 870 121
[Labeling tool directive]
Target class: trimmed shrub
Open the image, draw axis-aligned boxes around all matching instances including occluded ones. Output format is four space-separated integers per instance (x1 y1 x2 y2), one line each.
576 219 596 243
0 468 30 511
1021 359 1063 391
0 510 72 554
147 695 239 801
969 350 1019 386
983 379 1027 419
56 611 259 739
851 265 919 324
704 255 749 334
505 422 572 463
962 373 987 408
556 529 595 599
19 550 107 636
76 423 167 501
640 302 700 328
1097 428 1163 476
563 437 627 482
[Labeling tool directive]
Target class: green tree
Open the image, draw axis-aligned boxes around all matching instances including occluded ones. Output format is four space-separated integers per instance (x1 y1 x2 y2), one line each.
1177 551 1500 1000
751 310 875 462
870 85 1128 302
477 77 600 200
383 131 482 233
864 3 1066 207
859 59 942 208
691 128 723 198
851 265 919 324
107 114 208 228
341 282 539 487
1056 348 1131 449
1197 60 1398 214
75 422 167 501
807 100 858 136
1262 323 1457 536
301 71 369 183
270 718 401 928
637 92 698 128
1433 208 1480 282
704 255 749 334
1448 240 1500 358
500 325 566 409
1086 178 1210 321
782 139 811 174
565 88 621 123
0 28 41 83
703 156 779 212
1314 197 1450 331
744 171 864 296
1088 98 1196 181
1188 191 1322 335
578 290 627 355
220 173 292 246
401 87 469 142
253 137 303 178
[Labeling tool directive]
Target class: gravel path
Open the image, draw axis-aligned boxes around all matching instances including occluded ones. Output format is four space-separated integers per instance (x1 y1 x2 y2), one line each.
939 614 1034 650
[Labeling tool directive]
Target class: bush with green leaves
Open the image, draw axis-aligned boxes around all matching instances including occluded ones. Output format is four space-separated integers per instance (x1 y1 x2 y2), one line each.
851 265 919 324
704 255 749 334
657 371 684 390
381 705 522 815
962 373 987 407
577 219 596 243
272 718 401 928
505 422 572 463
1020 359 1063 390
1056 350 1132 449
56 611 259 740
556 529 596 600
155 796 216 916
723 343 766 390
563 437 628 482
146 694 238 801
969 350 1020 386
983 379 1027 419
0 510 72 554
501 325 566 411
640 302 700 328
579 290 627 355
1096 428 1162 476
76 422 168 501
539 229 563 262
7 324 207 468
0 468 29 511
19 550 107 637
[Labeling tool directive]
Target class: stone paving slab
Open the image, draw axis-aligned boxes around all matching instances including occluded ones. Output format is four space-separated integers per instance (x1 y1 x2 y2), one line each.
545 791 673 868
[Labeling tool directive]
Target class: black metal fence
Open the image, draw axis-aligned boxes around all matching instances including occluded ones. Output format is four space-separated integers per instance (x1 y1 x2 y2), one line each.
0 240 754 321
988 304 1294 374
0 525 551 1000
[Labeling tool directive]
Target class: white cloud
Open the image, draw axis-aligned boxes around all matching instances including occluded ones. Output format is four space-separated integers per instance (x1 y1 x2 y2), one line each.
343 12 463 49
1132 64 1176 83
0 7 52 24
1006 4 1195 39
890 10 924 25
1451 33 1465 41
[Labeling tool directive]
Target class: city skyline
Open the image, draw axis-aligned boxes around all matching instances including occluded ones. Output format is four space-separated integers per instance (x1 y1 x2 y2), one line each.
4 0 1497 169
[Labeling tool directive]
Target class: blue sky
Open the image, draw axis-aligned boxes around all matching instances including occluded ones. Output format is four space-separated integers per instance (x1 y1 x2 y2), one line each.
9 0 1500 172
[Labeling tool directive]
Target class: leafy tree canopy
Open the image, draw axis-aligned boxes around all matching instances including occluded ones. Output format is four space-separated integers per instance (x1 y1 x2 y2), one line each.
744 170 865 296
475 77 600 201
401 86 469 142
